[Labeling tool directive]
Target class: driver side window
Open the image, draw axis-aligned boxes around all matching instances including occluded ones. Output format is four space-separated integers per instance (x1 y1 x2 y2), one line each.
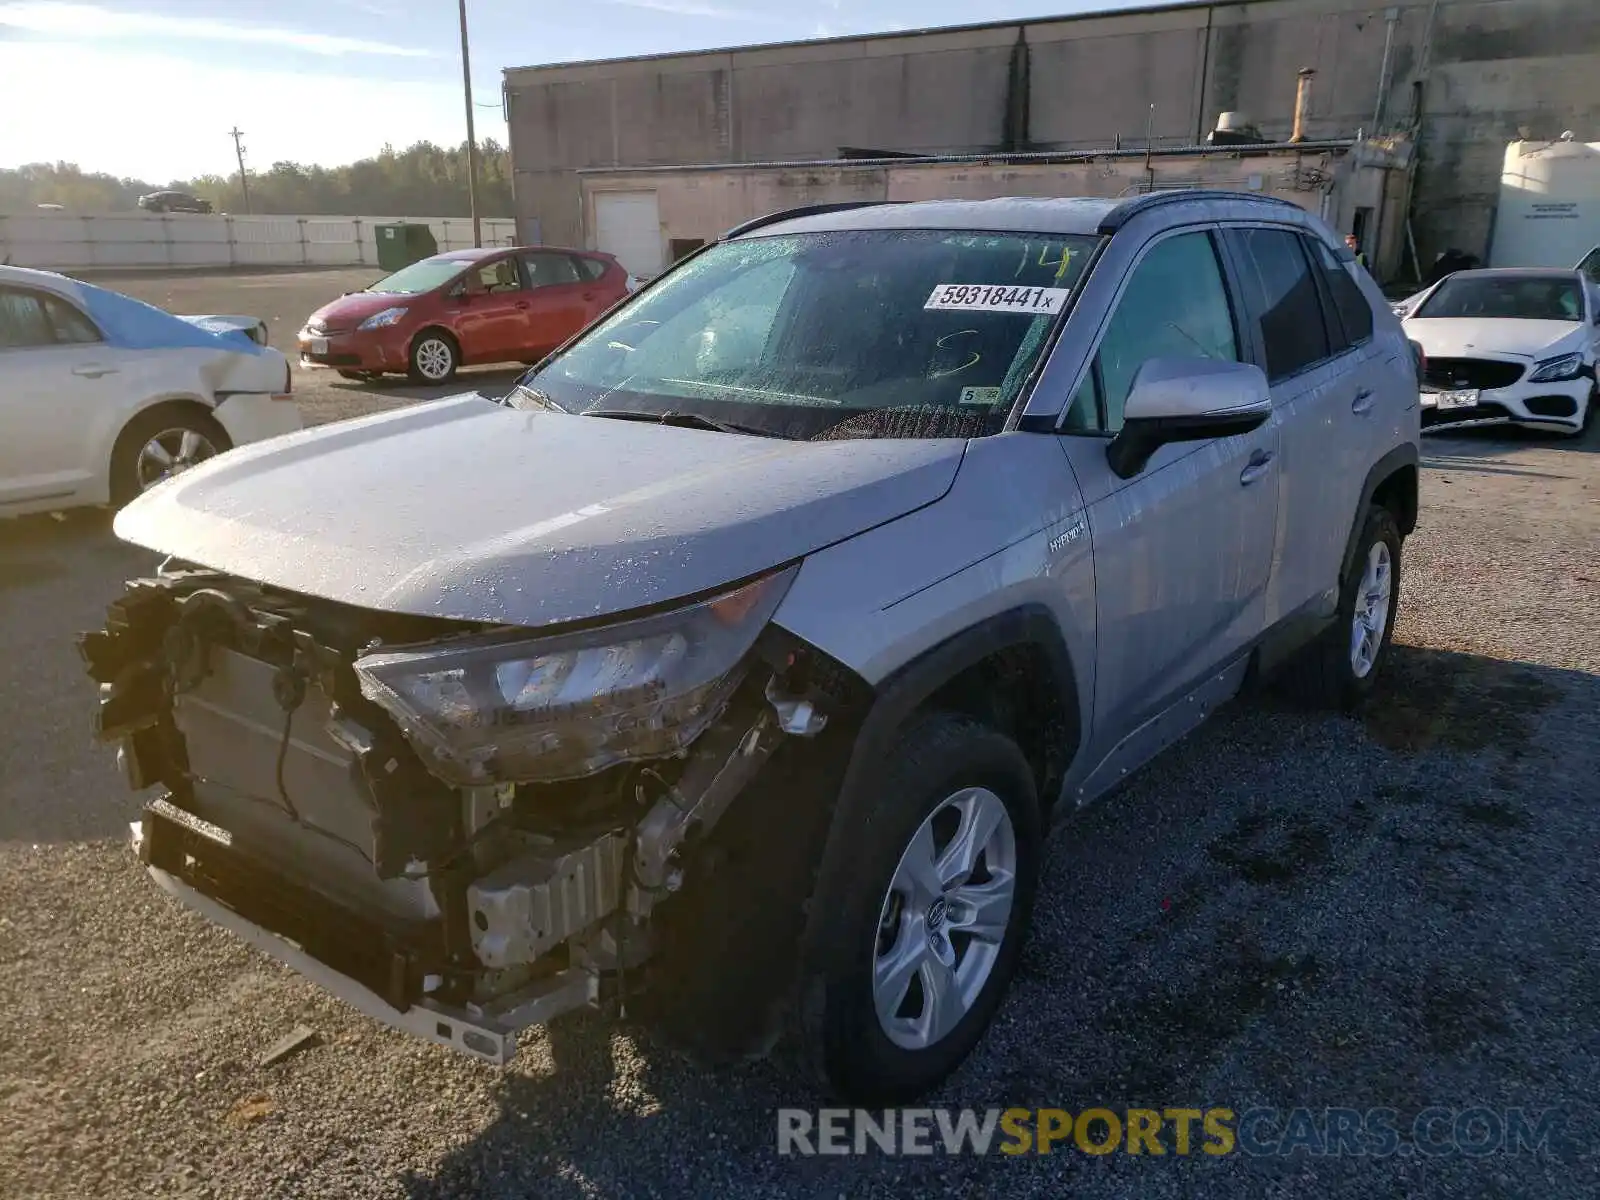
1063 230 1240 434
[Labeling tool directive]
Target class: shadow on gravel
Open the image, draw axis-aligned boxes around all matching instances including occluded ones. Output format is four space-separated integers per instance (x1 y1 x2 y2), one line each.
396 1019 802 1198
1359 644 1564 757
1424 423 1599 456
399 645 1598 1198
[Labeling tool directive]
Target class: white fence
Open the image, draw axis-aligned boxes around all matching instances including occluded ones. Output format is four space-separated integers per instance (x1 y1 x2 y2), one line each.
0 212 521 271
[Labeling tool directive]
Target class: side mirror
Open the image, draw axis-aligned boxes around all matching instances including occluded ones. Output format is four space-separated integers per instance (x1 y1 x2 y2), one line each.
1106 358 1272 480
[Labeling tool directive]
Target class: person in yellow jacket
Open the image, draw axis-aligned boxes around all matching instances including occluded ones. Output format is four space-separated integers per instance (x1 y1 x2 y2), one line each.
1345 233 1369 269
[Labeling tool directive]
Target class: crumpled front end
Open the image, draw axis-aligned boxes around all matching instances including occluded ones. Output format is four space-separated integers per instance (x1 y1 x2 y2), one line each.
80 562 859 1063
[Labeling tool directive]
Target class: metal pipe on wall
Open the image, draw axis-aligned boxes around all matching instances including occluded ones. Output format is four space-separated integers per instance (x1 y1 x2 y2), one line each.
1372 6 1400 133
1290 67 1316 143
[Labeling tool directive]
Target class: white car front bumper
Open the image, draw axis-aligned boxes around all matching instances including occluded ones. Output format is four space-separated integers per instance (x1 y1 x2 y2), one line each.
212 393 303 445
1421 373 1591 435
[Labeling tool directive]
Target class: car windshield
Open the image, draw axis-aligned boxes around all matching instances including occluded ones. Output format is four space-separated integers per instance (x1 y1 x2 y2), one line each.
366 258 466 295
510 228 1100 440
1416 274 1583 322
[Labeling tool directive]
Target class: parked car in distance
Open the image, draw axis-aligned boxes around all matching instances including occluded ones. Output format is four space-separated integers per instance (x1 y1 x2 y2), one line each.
297 246 630 384
1402 265 1599 435
137 191 214 215
0 265 300 517
88 191 1419 1105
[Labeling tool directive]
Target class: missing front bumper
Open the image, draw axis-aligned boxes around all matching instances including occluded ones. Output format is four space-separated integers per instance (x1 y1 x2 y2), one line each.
132 804 602 1064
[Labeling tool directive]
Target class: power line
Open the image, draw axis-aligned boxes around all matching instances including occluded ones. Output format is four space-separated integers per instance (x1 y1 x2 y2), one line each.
228 127 252 215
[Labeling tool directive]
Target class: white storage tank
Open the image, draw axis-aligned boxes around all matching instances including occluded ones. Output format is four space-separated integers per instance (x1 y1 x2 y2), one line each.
1491 135 1600 268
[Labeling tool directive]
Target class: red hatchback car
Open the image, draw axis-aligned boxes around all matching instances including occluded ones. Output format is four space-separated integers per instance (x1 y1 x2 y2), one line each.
297 245 629 384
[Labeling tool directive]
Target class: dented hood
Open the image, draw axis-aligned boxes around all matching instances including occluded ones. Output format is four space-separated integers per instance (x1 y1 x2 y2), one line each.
114 395 966 627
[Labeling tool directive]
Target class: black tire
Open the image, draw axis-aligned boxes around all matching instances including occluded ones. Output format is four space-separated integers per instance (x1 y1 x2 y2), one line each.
408 330 459 384
109 403 231 506
796 712 1042 1103
1277 505 1403 709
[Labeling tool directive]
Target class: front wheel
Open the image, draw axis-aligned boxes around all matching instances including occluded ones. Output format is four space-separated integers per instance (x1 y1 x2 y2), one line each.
408 331 458 384
798 713 1042 1103
1278 505 1403 708
110 405 231 506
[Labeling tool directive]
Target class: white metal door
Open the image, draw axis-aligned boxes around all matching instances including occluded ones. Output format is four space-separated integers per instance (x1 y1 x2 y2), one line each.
0 343 118 507
593 191 662 279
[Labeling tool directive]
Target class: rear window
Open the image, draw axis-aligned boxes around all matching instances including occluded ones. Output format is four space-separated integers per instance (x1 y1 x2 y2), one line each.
576 256 609 282
1228 227 1332 381
523 252 582 287
1306 237 1374 348
1416 275 1582 322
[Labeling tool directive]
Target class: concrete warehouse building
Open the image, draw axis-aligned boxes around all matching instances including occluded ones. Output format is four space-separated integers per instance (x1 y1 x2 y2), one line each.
503 0 1600 282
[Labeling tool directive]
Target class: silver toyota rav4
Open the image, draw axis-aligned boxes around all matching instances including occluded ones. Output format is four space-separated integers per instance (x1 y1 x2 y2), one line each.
83 191 1419 1103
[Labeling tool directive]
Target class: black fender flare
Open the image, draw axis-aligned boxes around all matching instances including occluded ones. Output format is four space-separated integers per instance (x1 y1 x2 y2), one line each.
823 604 1084 836
793 605 1083 1006
1339 443 1419 585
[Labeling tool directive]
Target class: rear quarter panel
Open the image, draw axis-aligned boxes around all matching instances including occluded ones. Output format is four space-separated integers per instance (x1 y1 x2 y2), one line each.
1349 257 1422 506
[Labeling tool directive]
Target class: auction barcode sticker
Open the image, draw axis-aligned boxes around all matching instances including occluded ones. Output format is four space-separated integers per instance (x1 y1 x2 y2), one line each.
925 283 1070 314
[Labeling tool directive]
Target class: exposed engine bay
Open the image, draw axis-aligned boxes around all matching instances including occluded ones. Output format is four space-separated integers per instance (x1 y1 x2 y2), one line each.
79 561 855 1063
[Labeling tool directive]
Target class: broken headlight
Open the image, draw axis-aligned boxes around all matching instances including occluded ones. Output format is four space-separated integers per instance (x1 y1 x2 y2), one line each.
352 566 797 786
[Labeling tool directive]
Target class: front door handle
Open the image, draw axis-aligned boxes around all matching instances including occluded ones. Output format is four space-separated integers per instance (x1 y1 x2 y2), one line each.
1352 387 1376 414
72 364 118 378
1239 449 1274 486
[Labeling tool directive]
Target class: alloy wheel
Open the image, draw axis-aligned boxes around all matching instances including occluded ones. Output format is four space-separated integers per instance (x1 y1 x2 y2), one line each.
1349 540 1393 679
872 786 1017 1051
136 428 218 492
415 338 453 381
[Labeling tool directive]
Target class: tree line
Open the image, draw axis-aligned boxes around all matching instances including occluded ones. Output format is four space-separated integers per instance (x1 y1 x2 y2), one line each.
0 139 514 218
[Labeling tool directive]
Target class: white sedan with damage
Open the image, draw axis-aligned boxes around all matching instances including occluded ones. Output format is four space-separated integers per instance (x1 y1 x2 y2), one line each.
1402 267 1598 436
0 265 301 517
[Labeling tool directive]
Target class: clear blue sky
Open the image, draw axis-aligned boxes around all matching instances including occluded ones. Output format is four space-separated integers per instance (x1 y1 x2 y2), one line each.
0 0 1160 180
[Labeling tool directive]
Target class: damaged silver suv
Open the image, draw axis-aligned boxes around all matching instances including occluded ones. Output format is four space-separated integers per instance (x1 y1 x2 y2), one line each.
82 192 1419 1103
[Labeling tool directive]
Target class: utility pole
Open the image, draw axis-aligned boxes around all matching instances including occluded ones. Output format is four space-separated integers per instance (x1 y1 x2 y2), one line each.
229 127 252 214
457 0 482 247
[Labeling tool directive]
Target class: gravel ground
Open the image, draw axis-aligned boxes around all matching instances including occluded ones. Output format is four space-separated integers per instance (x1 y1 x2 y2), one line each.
1 269 1596 1198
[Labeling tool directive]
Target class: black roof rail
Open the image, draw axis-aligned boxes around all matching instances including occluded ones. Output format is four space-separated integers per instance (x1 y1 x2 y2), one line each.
720 200 904 241
1097 188 1302 235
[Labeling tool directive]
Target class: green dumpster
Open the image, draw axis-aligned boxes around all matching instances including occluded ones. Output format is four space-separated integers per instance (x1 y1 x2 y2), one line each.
374 222 438 271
